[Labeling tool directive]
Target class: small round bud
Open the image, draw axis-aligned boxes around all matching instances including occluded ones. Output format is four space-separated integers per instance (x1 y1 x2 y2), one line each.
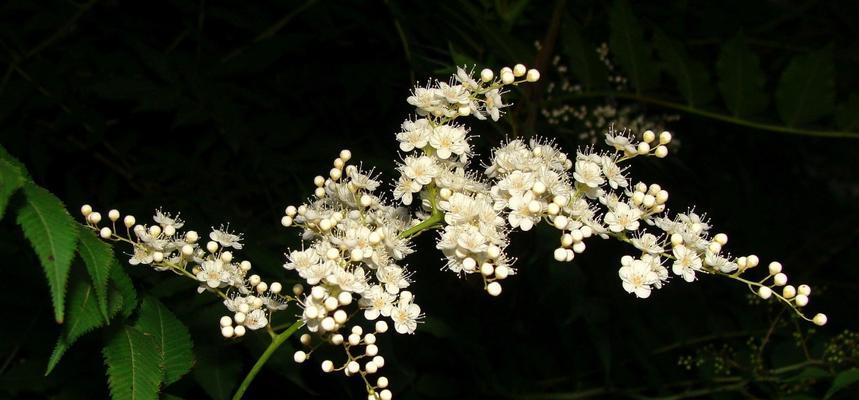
553 247 566 262
513 64 527 77
233 325 246 337
642 130 655 143
532 181 546 194
768 261 782 275
81 204 93 217
321 360 334 372
100 227 112 239
220 316 232 327
88 212 102 224
458 106 471 116
365 361 378 374
480 68 494 82
714 233 728 245
637 142 651 155
281 216 293 227
364 333 377 344
462 257 477 271
338 291 353 305
324 296 339 311
123 215 136 228
339 149 352 161
494 265 509 280
331 334 343 345
238 303 250 314
249 274 261 286
293 350 307 363
326 248 340 260
285 205 297 216
798 284 811 296
487 281 502 296
270 282 282 294
375 320 388 333
377 376 389 388
773 273 788 286
747 255 760 267
659 131 672 144
321 317 336 331
813 313 827 326
184 230 198 243
351 325 363 335
240 260 252 271
794 294 809 307
329 168 341 181
163 225 176 236
300 333 311 346
758 286 772 299
553 215 568 229
148 225 161 236
360 194 373 207
221 251 233 263
487 245 501 259
234 312 246 324
373 355 385 367
311 286 326 300
670 233 683 246
782 285 796 299
656 190 669 204
708 242 721 253
654 145 668 158
333 158 345 169
501 71 514 84
379 389 392 400
292 283 304 296
526 69 540 82
152 251 164 262
108 209 120 222
333 309 347 324
221 326 234 338
206 241 218 253
256 282 268 293
347 361 360 374
366 344 379 356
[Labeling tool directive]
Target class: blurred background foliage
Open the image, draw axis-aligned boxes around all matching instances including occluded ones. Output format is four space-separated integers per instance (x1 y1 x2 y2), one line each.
1 0 858 398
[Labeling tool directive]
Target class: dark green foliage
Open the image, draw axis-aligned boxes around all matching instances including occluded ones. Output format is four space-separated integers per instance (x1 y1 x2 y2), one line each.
609 0 659 93
716 33 769 117
103 326 163 400
776 48 835 126
134 297 194 385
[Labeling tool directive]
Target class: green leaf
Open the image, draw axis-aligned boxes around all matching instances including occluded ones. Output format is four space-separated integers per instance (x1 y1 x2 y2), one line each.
654 31 715 106
716 33 768 117
134 297 194 385
110 261 139 318
835 94 859 131
104 326 164 400
776 47 835 126
193 346 242 400
609 0 658 93
825 368 859 399
46 272 124 375
561 17 608 90
77 228 114 320
0 159 24 219
16 182 80 323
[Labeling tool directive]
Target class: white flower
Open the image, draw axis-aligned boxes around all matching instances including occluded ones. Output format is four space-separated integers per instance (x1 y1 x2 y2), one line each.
407 87 440 115
600 156 627 189
705 252 738 273
604 203 642 232
619 259 659 298
507 191 537 231
376 265 410 294
401 156 439 186
210 226 243 249
299 260 334 285
573 159 605 188
455 67 479 90
429 125 469 160
605 132 634 153
393 176 421 205
347 169 380 191
360 285 396 320
436 82 470 105
129 246 154 265
284 248 320 272
631 233 663 254
484 89 504 121
243 309 268 330
672 245 702 282
153 209 184 229
196 259 230 288
390 294 422 334
397 118 432 152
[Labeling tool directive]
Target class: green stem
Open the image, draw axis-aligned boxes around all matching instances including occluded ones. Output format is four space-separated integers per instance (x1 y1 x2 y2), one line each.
231 320 304 400
399 211 443 239
552 91 859 139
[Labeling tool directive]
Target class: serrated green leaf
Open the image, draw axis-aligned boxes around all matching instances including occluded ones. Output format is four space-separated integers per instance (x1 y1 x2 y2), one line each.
825 368 859 399
110 261 139 318
104 326 163 400
77 228 114 320
835 94 859 131
561 17 608 90
609 0 658 93
654 31 715 106
776 47 835 126
135 297 194 385
193 347 242 400
46 272 124 375
716 33 768 117
0 159 24 219
16 182 80 323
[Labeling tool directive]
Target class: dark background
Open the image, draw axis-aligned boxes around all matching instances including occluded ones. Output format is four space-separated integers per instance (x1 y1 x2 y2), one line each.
1 0 858 399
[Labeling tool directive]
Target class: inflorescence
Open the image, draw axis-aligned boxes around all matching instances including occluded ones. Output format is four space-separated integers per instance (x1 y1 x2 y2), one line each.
80 63 827 400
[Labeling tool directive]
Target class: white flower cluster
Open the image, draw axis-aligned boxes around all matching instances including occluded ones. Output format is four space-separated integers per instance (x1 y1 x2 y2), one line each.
80 206 291 338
